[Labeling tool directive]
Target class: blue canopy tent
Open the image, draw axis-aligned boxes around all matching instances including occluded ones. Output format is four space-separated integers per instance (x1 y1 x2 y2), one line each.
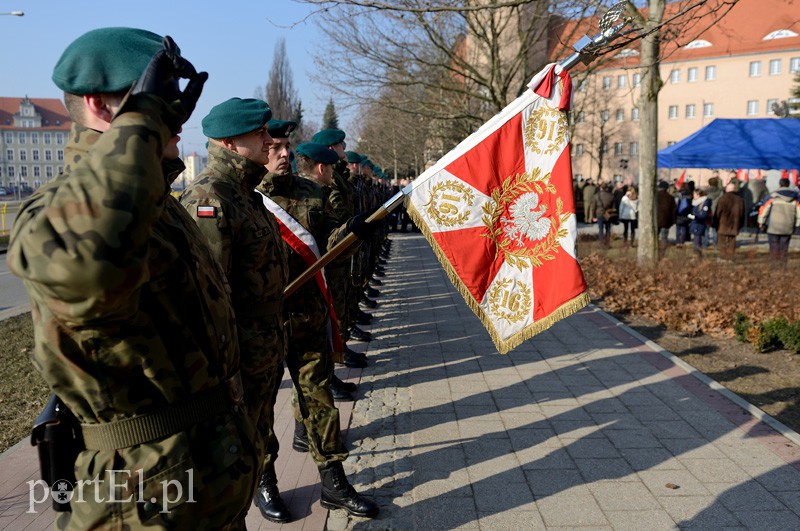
657 118 800 169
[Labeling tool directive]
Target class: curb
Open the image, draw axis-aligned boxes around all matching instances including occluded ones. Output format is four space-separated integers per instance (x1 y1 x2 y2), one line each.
588 304 800 448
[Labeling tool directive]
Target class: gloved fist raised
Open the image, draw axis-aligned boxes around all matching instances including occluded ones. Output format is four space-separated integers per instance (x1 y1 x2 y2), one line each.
131 36 208 134
348 212 380 240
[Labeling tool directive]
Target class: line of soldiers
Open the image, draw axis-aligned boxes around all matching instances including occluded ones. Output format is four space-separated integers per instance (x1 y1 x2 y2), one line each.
8 27 394 529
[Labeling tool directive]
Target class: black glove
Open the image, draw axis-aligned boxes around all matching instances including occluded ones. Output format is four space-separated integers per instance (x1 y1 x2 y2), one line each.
131 36 208 134
348 213 380 240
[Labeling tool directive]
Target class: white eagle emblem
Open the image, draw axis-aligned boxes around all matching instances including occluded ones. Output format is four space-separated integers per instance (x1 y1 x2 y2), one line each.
501 191 551 244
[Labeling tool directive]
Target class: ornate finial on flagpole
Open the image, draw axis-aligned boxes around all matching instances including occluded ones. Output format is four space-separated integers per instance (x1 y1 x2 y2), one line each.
560 1 632 71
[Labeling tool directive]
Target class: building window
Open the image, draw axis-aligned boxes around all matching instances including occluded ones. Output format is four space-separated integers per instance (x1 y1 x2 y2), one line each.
767 99 778 115
45 150 52 161
749 61 761 77
791 58 800 73
18 149 27 161
601 144 609 155
58 165 64 174
631 107 639 121
575 144 584 156
685 104 696 119
668 105 679 119
44 133 51 145
616 109 625 122
602 76 612 90
31 132 39 144
32 149 40 161
20 166 28 178
703 102 714 117
769 59 781 75
666 141 676 147
747 100 759 115
57 150 64 161
614 142 624 155
617 75 627 89
669 69 680 83
5 149 13 161
577 111 585 123
600 110 610 122
688 67 698 82
18 132 26 144
8 166 14 178
46 166 54 179
705 65 716 80
577 79 587 92
33 166 40 178
632 73 641 87
630 142 639 155
55 133 64 144
4 132 12 144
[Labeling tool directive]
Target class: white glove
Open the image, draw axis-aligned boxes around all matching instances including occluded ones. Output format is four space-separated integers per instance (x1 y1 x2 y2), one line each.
687 214 695 220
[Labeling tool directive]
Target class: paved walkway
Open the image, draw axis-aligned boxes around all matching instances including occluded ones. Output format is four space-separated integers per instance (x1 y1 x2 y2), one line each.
3 232 800 529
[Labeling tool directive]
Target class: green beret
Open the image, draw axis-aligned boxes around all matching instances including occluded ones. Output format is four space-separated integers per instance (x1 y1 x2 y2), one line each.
53 27 166 94
311 128 346 146
295 142 339 164
345 151 364 164
202 98 272 139
360 158 372 167
267 119 297 138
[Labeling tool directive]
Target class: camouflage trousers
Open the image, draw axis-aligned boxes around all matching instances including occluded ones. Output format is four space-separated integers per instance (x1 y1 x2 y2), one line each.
327 262 352 342
56 409 259 530
289 325 348 469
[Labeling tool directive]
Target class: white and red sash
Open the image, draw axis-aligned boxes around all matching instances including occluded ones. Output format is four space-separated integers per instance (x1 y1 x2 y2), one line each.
258 191 344 354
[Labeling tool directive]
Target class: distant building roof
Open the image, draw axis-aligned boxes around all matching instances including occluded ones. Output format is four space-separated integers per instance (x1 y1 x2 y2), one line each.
0 97 71 131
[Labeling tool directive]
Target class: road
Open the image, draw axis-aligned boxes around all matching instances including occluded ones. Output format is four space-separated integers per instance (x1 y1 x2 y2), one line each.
0 254 29 320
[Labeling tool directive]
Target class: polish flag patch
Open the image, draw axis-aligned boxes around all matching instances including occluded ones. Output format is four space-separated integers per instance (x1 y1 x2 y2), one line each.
197 206 217 218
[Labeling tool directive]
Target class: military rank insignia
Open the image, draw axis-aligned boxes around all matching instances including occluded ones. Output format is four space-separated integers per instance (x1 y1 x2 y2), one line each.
197 206 217 218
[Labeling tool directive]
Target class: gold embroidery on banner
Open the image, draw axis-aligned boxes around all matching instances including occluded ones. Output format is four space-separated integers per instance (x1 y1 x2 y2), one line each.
487 278 531 324
422 179 475 228
481 168 571 270
524 105 568 156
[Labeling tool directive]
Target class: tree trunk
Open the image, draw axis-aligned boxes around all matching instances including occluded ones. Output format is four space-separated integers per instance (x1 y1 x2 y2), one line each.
636 0 665 268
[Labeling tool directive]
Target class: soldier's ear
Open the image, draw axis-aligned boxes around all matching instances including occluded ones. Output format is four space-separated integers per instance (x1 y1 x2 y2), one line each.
83 94 116 130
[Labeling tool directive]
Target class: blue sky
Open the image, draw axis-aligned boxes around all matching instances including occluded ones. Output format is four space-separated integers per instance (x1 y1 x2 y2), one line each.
1 1 338 154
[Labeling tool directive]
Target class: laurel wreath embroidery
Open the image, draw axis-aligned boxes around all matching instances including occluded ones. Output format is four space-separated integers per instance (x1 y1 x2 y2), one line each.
422 179 474 228
524 106 569 156
481 168 571 270
487 278 531 324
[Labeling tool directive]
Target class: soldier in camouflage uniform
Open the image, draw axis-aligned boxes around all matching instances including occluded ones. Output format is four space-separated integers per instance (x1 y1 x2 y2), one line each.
310 130 369 387
258 131 379 518
8 28 258 529
179 99 292 524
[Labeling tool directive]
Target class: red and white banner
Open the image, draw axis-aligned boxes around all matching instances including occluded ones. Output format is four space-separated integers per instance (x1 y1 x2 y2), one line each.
258 192 343 355
405 63 588 354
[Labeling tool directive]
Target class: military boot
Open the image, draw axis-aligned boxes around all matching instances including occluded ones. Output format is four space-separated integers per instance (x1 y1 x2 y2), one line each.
332 372 358 393
350 325 373 342
366 286 380 299
330 374 356 402
292 420 309 452
319 462 379 518
253 464 292 523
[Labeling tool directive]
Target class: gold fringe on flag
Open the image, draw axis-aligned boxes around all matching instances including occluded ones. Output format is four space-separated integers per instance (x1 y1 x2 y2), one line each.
405 199 590 354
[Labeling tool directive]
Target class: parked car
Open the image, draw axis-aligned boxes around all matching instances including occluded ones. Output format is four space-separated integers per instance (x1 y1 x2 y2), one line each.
0 186 7 196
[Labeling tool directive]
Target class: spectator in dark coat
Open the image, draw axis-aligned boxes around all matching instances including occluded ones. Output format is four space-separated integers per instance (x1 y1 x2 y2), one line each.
657 180 677 259
592 181 615 247
713 183 745 261
689 189 712 258
675 183 693 245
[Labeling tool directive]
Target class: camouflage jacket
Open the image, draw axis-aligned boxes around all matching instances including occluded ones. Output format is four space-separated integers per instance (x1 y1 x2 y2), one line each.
257 171 354 336
181 143 289 375
7 98 255 524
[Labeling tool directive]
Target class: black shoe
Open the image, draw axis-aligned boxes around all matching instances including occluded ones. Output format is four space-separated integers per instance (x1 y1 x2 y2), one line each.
366 287 380 298
292 421 309 453
350 326 373 342
361 297 378 309
356 313 371 326
374 269 386 278
254 466 292 523
319 462 379 518
377 258 387 266
333 371 358 392
330 374 356 401
357 310 373 321
343 350 368 369
369 278 383 286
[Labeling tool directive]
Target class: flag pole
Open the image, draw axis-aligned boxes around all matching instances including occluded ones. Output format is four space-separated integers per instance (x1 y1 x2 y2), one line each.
283 2 632 299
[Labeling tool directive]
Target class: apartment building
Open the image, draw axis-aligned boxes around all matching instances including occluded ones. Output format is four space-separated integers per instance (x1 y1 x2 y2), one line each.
565 0 799 186
174 151 208 190
0 96 71 193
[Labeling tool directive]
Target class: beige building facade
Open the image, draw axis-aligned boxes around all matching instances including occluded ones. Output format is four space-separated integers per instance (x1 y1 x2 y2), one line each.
566 0 800 187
